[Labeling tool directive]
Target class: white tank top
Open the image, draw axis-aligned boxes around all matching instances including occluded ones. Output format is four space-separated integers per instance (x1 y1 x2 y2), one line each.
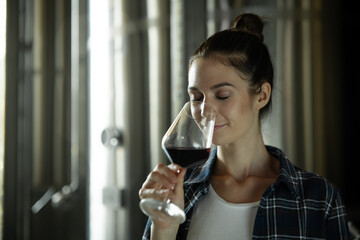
187 185 259 240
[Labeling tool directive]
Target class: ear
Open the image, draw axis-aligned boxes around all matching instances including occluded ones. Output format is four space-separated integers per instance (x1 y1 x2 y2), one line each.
255 82 271 110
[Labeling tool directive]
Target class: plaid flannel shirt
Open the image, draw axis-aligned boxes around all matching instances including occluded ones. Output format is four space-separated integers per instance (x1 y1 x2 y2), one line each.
142 146 350 239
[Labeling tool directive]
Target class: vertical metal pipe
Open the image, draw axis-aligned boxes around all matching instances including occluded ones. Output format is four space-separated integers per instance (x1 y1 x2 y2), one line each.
170 0 186 118
111 1 126 239
121 1 150 238
170 0 207 118
311 0 326 177
53 0 67 187
206 0 216 36
3 1 20 238
33 0 46 187
278 0 299 165
301 0 315 172
147 0 170 168
4 0 34 238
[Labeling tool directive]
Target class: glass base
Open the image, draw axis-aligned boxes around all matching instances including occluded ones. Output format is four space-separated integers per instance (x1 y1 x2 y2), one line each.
139 198 186 224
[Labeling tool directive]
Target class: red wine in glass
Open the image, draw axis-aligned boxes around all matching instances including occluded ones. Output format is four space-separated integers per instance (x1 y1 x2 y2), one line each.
139 101 215 224
164 147 210 168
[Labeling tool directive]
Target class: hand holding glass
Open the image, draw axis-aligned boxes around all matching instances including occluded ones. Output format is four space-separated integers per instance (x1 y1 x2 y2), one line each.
139 101 216 224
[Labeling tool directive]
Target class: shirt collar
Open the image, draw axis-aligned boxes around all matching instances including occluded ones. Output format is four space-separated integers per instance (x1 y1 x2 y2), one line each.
266 145 300 198
184 145 301 198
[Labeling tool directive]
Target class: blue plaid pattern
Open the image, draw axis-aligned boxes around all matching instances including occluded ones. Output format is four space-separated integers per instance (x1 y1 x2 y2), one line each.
142 146 350 239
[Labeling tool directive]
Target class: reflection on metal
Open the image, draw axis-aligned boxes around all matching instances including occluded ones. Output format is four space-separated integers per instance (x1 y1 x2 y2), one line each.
31 184 78 214
0 0 6 237
31 188 56 214
31 183 79 214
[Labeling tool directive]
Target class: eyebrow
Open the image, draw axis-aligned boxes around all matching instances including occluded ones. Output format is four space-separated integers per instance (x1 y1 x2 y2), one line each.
188 82 235 91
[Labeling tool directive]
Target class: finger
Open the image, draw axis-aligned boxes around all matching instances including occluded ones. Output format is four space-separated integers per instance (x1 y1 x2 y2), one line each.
139 188 170 201
154 164 179 184
167 163 182 173
145 171 174 190
138 163 183 201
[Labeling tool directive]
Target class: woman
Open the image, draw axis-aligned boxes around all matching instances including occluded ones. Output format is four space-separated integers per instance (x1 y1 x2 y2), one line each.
139 13 350 239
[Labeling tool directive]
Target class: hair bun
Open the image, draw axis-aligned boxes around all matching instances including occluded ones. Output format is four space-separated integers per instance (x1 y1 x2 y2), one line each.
231 13 264 42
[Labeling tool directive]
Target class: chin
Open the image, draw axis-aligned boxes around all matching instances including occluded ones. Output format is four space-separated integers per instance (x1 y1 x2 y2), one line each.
212 136 228 146
212 132 239 146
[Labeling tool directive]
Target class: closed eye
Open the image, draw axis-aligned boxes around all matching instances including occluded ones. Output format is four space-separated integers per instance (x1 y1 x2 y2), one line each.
215 91 231 100
188 90 204 102
189 94 203 102
190 96 204 102
217 96 229 100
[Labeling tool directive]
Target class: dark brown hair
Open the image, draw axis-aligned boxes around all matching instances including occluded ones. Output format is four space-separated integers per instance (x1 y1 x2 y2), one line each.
189 13 274 119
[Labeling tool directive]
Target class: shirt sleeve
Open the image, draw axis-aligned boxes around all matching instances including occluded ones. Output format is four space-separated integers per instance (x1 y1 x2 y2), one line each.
326 188 350 239
142 218 152 240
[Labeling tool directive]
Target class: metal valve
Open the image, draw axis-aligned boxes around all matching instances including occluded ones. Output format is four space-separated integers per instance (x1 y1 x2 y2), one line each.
101 127 124 148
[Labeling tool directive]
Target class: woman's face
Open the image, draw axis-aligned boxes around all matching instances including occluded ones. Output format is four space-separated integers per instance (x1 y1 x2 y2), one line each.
188 58 260 146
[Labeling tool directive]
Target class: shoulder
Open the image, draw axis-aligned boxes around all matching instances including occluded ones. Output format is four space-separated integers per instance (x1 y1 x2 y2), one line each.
264 147 349 238
267 145 343 205
293 166 342 203
291 167 348 225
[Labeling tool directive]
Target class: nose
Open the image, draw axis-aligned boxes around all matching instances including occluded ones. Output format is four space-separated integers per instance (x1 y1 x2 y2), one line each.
189 100 215 123
203 96 216 110
201 101 216 121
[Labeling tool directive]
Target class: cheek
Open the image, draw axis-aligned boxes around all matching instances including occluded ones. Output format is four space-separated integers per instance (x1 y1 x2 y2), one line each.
215 98 256 135
224 98 253 119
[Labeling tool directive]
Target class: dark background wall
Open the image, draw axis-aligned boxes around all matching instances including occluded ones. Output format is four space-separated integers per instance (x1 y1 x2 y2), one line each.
340 0 360 227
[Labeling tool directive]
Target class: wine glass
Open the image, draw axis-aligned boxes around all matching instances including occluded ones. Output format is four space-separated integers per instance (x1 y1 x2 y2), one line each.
139 101 216 224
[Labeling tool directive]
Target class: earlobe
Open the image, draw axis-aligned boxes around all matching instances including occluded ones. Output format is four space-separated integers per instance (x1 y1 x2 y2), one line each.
256 82 271 109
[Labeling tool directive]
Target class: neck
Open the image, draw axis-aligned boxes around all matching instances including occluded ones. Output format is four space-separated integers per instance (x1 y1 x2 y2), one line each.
214 136 276 182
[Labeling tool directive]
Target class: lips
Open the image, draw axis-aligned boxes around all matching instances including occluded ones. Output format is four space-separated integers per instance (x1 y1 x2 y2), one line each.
214 124 226 131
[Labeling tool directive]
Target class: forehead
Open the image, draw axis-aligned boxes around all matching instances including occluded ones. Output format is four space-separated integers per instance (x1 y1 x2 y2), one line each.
188 58 247 89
